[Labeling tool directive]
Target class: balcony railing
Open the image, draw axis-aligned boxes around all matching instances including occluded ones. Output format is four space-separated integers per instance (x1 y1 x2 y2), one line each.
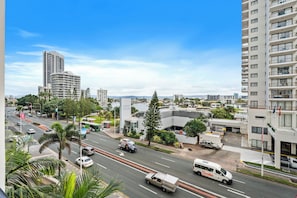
271 0 294 7
269 82 294 87
269 106 297 111
271 94 293 98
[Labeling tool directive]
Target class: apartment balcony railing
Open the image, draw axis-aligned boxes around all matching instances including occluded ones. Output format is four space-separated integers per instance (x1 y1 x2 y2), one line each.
269 70 294 75
269 106 297 111
270 94 293 99
271 0 295 8
269 82 294 87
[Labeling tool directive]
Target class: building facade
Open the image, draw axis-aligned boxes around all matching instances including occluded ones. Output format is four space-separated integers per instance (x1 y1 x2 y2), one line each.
43 51 64 87
51 71 81 100
97 89 108 108
242 0 297 168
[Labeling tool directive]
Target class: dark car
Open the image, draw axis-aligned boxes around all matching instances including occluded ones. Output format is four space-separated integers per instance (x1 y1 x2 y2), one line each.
82 146 95 156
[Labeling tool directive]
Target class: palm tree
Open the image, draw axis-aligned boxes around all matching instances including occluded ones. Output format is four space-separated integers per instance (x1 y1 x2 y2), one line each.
6 141 63 198
45 169 122 198
38 122 80 176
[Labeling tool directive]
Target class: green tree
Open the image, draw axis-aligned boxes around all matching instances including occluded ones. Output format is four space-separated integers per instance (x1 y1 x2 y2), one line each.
46 170 122 198
143 91 161 146
211 107 234 119
6 142 63 198
184 119 207 144
38 122 79 176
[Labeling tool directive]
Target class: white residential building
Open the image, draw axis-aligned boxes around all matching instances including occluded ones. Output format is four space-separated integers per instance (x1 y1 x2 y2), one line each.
242 0 297 168
43 51 64 87
51 71 81 100
97 89 108 108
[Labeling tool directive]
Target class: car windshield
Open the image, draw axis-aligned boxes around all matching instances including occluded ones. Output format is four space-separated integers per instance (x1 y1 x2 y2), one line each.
85 158 91 162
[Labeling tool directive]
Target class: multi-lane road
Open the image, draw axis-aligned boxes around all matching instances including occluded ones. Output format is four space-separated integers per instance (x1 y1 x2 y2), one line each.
6 108 297 198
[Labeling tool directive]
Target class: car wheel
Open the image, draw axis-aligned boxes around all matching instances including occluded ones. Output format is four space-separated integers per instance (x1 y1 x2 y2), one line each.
146 180 150 184
222 180 228 184
196 171 201 176
162 188 166 192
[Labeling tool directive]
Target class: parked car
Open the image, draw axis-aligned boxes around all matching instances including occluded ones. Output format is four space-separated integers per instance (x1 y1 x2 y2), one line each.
82 146 95 156
199 140 222 150
75 156 94 168
27 128 36 134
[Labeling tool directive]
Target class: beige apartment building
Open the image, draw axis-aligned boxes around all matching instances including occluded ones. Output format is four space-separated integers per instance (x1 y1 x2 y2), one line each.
242 0 297 168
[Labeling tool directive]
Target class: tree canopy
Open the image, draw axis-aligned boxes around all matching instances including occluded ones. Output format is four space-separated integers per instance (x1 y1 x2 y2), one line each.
184 119 207 143
143 91 161 146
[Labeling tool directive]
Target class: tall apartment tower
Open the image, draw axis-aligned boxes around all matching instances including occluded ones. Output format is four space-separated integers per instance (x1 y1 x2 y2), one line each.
242 0 297 168
51 71 81 100
97 89 108 108
43 51 64 87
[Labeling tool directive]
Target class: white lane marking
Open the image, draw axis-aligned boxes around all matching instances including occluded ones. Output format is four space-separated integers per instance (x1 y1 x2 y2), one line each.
233 179 246 184
154 162 170 168
96 163 107 169
177 187 204 198
161 157 175 162
86 142 226 198
139 184 157 195
219 184 245 194
227 189 251 198
71 151 78 155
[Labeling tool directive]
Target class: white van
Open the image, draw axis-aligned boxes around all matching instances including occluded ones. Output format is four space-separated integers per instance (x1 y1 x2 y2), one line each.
193 158 232 185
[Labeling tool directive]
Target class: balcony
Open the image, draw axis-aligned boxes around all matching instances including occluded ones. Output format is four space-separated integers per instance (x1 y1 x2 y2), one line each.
270 0 296 12
269 81 294 87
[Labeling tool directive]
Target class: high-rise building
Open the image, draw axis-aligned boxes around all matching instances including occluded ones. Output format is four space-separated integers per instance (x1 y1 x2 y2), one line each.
97 89 108 108
43 51 64 87
242 0 297 168
51 71 81 100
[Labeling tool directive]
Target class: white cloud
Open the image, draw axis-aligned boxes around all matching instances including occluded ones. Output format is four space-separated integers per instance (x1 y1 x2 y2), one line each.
5 44 241 97
17 29 40 38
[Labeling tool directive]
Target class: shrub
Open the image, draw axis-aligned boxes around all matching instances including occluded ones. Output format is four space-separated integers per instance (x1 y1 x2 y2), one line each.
153 135 162 143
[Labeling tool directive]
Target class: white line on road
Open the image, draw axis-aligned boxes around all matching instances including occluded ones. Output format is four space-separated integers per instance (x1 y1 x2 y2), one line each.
161 157 175 162
233 179 246 184
219 184 247 195
178 187 204 198
138 184 157 195
71 151 78 155
227 189 251 198
154 162 170 168
96 163 107 169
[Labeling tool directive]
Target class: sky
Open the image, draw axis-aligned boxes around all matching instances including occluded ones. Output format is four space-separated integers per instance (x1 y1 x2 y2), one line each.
5 0 242 97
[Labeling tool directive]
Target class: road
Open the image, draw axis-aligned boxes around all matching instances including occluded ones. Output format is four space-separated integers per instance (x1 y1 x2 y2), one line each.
5 109 297 198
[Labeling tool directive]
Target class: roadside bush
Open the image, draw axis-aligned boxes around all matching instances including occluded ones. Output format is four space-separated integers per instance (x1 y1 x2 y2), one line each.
152 135 162 143
174 142 180 148
154 130 178 146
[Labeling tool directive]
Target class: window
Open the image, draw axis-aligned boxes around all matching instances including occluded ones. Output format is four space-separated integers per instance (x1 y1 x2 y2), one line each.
251 18 258 24
250 100 258 108
252 127 268 134
251 46 258 51
251 139 267 149
251 27 258 33
251 0 258 6
250 55 258 60
250 91 257 96
250 73 258 78
250 82 258 87
251 9 258 15
251 37 258 42
250 64 258 69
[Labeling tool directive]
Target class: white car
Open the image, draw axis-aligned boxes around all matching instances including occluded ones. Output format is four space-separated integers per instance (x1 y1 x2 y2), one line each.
75 156 94 168
27 128 36 134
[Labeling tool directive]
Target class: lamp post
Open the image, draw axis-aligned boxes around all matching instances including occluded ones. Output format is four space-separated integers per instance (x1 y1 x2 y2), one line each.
261 127 264 177
114 108 116 134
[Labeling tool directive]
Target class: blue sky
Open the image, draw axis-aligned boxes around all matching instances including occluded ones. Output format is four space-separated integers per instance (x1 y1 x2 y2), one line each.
5 0 242 97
